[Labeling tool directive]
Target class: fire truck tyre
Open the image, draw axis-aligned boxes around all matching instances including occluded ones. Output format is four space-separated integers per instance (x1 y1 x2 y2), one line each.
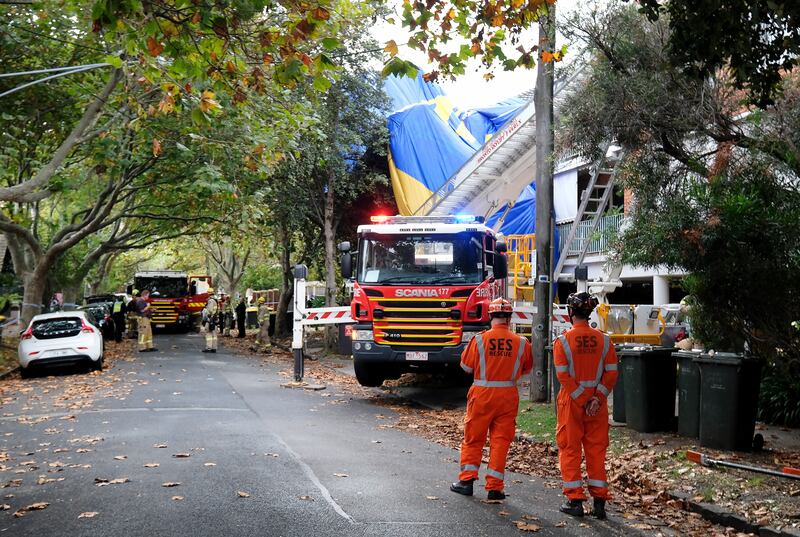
354 361 386 387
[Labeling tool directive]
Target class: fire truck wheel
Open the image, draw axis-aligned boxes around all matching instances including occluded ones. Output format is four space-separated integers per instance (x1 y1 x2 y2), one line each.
354 361 386 387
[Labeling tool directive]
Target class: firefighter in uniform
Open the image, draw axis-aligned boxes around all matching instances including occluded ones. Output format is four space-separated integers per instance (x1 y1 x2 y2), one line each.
202 288 219 353
127 290 139 339
134 289 156 352
554 292 618 519
451 297 533 500
255 297 272 352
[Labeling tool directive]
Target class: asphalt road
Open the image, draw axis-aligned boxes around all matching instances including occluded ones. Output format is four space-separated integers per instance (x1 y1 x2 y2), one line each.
0 334 658 536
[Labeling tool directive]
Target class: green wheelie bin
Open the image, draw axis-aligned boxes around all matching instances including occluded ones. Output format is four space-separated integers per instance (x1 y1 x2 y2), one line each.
695 353 763 451
619 346 677 432
676 351 702 438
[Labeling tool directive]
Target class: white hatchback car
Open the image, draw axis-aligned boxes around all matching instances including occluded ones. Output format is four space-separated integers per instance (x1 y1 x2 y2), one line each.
18 311 104 377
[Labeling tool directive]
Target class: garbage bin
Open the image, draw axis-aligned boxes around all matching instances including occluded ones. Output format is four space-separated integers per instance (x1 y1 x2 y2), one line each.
612 349 626 423
620 346 677 433
338 324 353 355
695 353 762 451
676 351 701 438
268 313 276 337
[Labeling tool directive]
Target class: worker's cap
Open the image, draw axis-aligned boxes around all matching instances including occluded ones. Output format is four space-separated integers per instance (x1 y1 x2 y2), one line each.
488 297 513 316
567 292 599 314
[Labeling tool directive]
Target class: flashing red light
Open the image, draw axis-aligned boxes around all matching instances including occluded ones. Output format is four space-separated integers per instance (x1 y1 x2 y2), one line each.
370 215 390 223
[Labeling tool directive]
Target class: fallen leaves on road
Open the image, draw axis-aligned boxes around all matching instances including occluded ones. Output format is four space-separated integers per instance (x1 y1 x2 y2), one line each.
554 521 567 528
513 520 541 532
333 473 348 478
0 504 9 510
95 477 130 486
173 453 191 458
113 455 127 460
237 491 251 498
78 511 98 518
265 453 279 458
299 495 313 501
426 495 439 500
153 443 168 449
204 462 216 467
37 477 64 485
162 482 180 487
143 463 159 468
13 502 49 517
481 499 504 504
172 496 184 501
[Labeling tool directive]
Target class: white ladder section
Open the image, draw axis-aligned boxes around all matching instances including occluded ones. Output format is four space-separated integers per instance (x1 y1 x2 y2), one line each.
553 146 625 296
413 68 585 219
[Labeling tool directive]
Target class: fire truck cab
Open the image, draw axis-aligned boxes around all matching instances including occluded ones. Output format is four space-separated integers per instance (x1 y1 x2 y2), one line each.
340 215 508 387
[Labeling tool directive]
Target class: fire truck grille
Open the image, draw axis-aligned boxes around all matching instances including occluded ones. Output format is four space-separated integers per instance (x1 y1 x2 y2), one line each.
369 298 464 347
151 302 179 324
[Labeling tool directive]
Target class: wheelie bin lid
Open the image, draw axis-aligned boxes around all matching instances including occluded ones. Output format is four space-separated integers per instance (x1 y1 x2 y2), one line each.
614 344 674 356
692 352 757 365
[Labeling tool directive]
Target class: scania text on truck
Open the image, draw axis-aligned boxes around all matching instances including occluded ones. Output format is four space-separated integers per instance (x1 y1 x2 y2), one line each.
339 215 508 387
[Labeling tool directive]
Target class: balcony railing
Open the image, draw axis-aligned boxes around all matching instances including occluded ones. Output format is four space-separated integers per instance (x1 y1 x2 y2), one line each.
557 213 623 257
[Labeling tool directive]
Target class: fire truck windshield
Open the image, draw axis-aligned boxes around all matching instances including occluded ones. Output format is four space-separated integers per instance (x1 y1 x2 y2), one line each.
358 234 484 285
135 277 187 298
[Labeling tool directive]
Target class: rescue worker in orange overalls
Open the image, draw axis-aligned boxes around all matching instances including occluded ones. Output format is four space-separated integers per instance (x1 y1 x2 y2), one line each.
554 292 618 519
450 297 533 500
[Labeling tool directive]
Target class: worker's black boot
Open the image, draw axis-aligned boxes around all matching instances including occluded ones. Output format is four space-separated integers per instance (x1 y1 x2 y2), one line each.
449 479 474 496
590 498 606 520
559 499 585 517
487 490 506 501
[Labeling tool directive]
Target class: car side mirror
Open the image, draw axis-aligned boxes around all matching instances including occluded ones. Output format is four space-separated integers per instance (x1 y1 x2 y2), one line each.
341 253 352 279
494 253 508 280
338 241 351 253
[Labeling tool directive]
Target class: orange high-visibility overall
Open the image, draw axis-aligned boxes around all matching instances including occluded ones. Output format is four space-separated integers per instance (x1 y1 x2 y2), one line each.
458 325 533 491
554 319 618 501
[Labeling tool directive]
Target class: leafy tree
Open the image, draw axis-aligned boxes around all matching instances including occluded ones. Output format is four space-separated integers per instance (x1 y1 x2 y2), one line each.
561 2 800 421
636 0 800 106
388 0 562 81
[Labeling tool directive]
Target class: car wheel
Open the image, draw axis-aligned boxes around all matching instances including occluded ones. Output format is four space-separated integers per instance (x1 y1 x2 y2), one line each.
20 367 33 379
354 360 386 387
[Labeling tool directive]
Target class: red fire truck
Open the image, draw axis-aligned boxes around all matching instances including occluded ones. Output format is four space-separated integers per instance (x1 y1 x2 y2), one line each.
130 271 213 330
340 215 508 386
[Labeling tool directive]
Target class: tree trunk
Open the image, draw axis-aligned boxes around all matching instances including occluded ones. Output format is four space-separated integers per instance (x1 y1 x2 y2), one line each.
323 171 338 352
275 225 293 337
61 281 84 307
21 270 48 327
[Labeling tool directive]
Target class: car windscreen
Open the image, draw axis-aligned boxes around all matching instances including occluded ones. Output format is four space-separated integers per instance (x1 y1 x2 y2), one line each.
135 277 187 298
32 317 82 339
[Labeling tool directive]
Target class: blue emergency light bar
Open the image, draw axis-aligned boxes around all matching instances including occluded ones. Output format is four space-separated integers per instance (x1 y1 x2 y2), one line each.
369 215 485 225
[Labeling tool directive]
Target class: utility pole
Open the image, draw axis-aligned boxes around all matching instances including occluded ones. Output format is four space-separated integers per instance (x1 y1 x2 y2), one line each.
530 4 556 402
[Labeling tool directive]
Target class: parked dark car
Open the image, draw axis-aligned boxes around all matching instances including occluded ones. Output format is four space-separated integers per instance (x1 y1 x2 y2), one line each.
85 294 117 305
79 304 115 341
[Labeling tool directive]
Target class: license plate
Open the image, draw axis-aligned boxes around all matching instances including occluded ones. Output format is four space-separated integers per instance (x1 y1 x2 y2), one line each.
406 351 428 361
156 324 165 328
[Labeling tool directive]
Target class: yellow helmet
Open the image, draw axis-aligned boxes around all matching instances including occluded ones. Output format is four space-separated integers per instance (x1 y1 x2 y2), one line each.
257 297 266 304
207 287 215 294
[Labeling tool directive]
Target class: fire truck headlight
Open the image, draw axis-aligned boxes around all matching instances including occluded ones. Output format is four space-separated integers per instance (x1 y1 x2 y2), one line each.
351 329 373 341
461 331 478 343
